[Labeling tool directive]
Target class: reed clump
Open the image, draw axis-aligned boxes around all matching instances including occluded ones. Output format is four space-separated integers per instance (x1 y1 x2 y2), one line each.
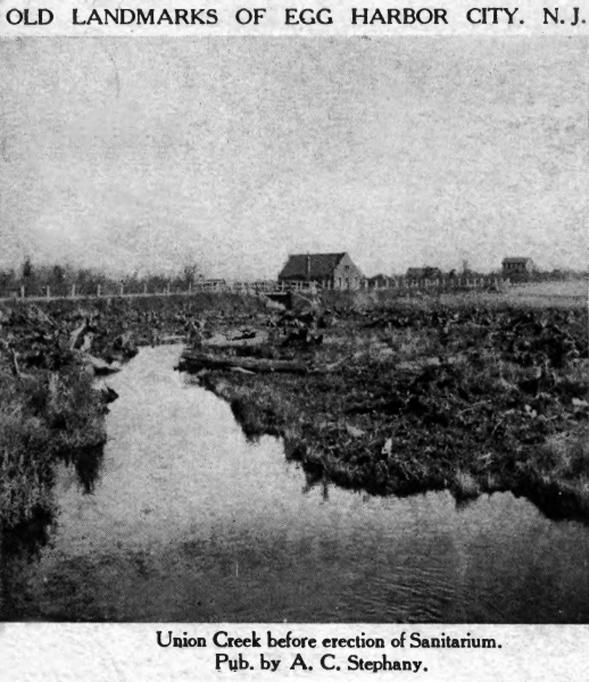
0 362 106 529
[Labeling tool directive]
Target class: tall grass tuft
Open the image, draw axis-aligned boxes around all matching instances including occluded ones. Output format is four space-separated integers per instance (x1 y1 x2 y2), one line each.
0 361 107 528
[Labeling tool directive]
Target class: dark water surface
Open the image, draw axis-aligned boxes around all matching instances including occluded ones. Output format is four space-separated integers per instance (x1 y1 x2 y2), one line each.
5 346 589 621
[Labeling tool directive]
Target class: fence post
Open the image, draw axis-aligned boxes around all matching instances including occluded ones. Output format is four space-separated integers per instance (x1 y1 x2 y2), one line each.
71 284 76 298
20 285 25 299
119 283 124 297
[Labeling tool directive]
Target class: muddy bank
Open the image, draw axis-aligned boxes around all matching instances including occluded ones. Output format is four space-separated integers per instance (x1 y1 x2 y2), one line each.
180 301 589 522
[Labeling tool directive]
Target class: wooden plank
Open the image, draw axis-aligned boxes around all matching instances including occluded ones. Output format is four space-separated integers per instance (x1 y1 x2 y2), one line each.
178 351 309 374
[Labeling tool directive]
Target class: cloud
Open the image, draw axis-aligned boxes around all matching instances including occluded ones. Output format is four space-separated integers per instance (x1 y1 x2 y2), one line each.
1 36 586 277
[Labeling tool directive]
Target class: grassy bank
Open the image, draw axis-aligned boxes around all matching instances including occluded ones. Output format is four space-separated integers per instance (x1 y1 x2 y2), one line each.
189 299 589 521
0 359 107 529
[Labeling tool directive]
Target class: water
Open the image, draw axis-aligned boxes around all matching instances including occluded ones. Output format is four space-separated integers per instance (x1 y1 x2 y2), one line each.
4 345 589 622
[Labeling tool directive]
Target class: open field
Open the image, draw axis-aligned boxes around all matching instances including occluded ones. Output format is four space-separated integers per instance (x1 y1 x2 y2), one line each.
472 279 588 308
506 279 587 298
319 278 588 311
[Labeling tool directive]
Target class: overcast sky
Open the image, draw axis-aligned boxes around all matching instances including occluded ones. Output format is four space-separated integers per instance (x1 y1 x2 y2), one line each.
1 37 587 278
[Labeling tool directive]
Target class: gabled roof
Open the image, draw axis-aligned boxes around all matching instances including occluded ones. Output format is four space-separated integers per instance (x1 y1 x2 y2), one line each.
279 253 347 279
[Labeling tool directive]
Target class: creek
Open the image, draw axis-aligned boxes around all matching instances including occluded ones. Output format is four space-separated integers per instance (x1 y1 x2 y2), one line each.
5 345 589 621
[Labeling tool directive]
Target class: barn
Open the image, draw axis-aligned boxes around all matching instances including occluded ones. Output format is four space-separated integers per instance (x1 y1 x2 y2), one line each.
278 252 364 290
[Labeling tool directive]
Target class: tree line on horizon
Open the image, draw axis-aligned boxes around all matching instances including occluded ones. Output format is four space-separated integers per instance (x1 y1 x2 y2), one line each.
0 259 204 298
0 258 586 298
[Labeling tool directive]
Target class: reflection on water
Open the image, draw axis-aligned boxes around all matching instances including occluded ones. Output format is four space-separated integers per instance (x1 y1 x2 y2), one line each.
3 345 589 622
62 444 105 495
2 506 56 559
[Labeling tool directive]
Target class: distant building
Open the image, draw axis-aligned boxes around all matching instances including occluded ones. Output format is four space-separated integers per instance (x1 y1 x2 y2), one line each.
201 278 226 290
406 266 443 280
368 274 390 288
502 257 536 279
278 252 364 290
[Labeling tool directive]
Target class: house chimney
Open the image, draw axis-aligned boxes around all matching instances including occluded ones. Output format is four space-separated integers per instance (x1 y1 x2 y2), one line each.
305 254 311 280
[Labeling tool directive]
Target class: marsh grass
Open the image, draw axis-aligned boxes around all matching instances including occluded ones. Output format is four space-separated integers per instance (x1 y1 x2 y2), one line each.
194 298 589 520
528 426 589 514
0 362 106 528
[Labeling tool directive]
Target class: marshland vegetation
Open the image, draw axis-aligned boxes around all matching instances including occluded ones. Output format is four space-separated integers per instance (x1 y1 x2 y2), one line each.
185 290 589 521
1 282 587 538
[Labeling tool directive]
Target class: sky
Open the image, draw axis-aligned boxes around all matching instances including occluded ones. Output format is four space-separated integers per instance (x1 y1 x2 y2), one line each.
1 36 587 279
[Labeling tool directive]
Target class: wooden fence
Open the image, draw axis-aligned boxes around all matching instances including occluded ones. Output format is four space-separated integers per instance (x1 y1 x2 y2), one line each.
0 275 508 303
0 280 318 303
362 275 504 292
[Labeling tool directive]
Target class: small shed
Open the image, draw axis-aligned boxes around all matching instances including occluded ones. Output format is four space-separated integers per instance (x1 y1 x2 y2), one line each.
502 258 536 279
368 274 390 289
406 266 443 280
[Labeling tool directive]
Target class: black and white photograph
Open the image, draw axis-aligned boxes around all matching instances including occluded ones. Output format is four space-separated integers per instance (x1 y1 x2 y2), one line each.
0 31 587 631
